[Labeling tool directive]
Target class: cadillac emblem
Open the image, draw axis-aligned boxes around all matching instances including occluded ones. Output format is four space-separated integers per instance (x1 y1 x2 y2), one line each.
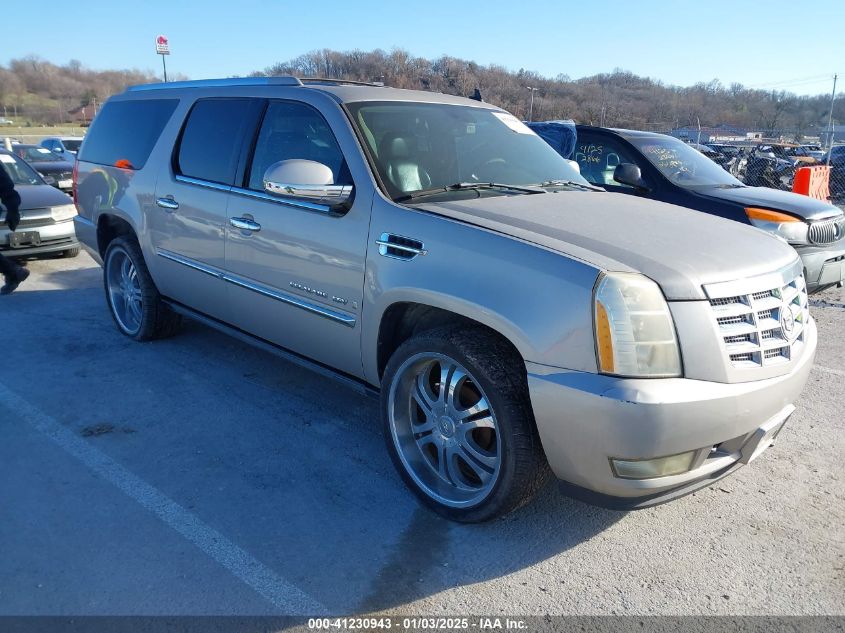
779 302 800 341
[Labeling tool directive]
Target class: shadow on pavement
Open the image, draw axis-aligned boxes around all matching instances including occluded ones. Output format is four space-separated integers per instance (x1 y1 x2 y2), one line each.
4 284 624 615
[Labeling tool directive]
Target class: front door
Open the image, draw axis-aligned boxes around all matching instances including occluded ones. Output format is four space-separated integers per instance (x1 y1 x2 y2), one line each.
223 99 371 378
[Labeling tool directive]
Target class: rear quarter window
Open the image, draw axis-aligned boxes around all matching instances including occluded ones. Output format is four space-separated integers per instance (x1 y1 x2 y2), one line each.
79 99 178 170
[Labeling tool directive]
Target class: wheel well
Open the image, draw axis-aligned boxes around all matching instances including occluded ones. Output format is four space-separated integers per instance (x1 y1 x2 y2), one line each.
97 215 135 257
376 302 523 379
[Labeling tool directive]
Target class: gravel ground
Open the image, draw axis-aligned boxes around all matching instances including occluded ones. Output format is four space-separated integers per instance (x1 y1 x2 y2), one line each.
0 252 843 616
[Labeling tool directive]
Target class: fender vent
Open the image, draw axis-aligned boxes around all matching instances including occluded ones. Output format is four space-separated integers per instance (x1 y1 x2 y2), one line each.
376 233 428 260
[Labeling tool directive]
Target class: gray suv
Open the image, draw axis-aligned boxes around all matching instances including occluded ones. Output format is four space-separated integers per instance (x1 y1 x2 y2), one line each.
73 77 817 522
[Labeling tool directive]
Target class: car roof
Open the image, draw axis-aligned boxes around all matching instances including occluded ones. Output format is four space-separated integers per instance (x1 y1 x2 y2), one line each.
575 124 671 140
123 76 498 109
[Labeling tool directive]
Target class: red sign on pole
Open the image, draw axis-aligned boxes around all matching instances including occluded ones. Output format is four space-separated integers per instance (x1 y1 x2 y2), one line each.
156 35 170 55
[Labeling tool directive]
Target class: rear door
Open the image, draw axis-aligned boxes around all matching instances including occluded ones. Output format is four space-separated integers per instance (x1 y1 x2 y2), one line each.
151 97 262 321
223 98 370 377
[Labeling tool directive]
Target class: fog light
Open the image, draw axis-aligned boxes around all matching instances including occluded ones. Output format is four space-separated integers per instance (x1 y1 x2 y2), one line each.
611 451 696 480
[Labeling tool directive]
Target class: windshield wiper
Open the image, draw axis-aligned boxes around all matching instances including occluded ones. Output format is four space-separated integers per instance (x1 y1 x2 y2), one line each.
394 182 545 202
536 179 604 192
714 183 746 189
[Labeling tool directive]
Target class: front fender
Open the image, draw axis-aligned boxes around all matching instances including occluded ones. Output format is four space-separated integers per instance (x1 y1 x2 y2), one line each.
362 198 601 384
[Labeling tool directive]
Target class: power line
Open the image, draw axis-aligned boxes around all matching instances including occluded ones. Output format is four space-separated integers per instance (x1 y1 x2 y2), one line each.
748 73 835 89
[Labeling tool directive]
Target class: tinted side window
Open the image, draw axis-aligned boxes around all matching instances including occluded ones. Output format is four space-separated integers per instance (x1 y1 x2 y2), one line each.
177 99 253 185
575 136 640 188
246 101 349 191
79 99 178 169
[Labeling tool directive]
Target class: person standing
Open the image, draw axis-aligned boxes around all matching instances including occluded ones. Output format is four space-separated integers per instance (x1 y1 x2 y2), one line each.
0 162 30 295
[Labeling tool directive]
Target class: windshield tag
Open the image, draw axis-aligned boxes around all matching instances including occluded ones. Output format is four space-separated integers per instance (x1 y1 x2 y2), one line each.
0 155 15 164
492 112 533 134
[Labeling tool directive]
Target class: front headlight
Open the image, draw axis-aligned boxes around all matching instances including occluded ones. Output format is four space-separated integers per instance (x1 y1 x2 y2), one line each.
745 207 808 244
593 272 682 378
50 204 77 222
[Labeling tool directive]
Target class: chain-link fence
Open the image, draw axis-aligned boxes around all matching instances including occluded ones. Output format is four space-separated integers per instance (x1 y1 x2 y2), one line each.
613 125 845 208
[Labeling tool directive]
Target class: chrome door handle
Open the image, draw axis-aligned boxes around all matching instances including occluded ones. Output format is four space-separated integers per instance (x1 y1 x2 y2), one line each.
375 239 427 255
156 197 179 211
230 217 262 232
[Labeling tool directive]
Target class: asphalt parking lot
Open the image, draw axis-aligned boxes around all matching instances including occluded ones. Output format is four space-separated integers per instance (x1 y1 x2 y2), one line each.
1 252 843 616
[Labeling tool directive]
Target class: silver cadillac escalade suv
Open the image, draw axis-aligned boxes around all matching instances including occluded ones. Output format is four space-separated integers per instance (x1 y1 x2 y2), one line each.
72 77 817 522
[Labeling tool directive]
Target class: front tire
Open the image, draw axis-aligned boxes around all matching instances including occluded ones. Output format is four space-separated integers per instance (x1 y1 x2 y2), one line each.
103 236 181 341
382 326 549 522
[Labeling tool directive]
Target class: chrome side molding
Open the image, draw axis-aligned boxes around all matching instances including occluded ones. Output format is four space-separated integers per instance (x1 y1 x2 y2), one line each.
156 249 356 327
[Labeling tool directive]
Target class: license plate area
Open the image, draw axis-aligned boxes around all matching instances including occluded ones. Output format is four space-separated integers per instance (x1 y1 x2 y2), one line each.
8 231 41 248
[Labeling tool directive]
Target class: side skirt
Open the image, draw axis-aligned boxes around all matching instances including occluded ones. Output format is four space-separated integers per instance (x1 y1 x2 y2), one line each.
162 299 380 401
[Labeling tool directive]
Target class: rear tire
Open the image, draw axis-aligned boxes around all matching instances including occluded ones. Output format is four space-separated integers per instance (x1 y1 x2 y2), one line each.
382 326 550 522
103 236 182 341
62 247 80 258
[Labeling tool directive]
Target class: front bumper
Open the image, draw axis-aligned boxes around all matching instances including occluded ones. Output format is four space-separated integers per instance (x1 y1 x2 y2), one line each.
0 219 78 258
527 317 816 506
796 242 845 291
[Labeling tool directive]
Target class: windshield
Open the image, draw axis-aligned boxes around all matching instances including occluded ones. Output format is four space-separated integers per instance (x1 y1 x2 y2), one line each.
23 147 63 162
628 136 743 188
0 152 44 185
347 101 589 201
62 139 83 151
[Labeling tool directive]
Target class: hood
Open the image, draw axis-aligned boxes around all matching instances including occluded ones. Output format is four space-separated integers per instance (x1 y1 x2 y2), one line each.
418 191 799 301
696 185 842 221
15 184 74 211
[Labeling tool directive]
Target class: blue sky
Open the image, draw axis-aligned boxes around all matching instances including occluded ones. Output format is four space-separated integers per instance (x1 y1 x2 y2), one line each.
3 0 842 96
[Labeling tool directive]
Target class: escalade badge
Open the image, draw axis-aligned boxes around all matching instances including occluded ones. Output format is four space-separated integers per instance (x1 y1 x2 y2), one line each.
780 303 799 341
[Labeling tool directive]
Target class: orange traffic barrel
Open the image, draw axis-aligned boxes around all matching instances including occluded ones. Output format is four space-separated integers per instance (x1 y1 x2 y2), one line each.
792 165 831 200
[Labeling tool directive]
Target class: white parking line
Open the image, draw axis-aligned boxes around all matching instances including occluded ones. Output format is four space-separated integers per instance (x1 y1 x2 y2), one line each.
0 383 327 615
813 365 845 378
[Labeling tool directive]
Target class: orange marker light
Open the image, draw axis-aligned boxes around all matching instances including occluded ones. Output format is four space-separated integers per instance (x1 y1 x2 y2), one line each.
745 207 800 223
595 301 615 373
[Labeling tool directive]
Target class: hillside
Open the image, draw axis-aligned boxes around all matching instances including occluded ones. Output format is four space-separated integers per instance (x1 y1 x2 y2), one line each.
0 57 167 125
2 51 841 138
258 49 841 137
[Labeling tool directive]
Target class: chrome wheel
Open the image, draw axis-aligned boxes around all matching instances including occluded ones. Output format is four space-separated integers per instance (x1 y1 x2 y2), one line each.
388 353 501 508
106 248 143 335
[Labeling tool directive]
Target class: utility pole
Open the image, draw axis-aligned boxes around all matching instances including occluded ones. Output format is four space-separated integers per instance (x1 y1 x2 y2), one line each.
826 74 837 165
526 87 538 122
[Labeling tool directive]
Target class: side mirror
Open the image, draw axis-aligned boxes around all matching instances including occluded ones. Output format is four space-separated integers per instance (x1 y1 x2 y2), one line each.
565 159 581 174
613 163 649 190
263 159 353 208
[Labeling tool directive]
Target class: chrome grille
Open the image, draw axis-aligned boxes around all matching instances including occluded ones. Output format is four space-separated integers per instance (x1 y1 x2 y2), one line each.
808 216 845 245
708 272 809 369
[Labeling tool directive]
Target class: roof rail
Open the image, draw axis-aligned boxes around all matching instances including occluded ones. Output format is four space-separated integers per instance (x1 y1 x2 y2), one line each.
126 76 304 92
299 77 385 87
